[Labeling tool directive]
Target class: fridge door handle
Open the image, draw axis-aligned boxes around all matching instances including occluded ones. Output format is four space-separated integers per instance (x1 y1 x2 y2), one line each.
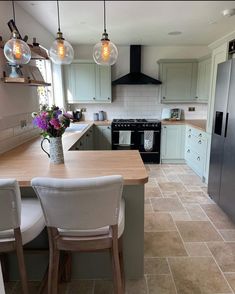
225 113 229 138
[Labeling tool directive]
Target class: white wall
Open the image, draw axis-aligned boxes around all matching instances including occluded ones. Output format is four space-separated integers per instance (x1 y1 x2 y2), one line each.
0 1 54 154
70 45 210 120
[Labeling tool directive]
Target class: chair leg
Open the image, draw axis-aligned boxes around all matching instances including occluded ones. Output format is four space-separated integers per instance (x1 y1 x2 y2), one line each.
60 251 72 282
14 228 29 294
118 237 125 292
48 228 60 294
111 227 123 294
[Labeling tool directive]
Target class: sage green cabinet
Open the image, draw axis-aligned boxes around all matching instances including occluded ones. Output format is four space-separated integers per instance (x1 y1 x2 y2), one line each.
63 61 111 103
94 125 111 150
158 59 198 103
196 57 211 102
161 125 185 163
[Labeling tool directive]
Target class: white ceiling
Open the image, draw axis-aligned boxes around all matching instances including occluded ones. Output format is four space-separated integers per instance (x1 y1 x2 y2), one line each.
17 1 235 46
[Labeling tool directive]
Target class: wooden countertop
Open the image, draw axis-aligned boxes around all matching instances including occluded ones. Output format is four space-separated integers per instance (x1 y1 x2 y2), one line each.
161 119 206 131
77 120 112 126
0 126 148 187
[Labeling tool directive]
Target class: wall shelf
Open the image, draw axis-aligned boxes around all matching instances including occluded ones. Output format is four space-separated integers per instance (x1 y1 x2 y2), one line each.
2 76 51 86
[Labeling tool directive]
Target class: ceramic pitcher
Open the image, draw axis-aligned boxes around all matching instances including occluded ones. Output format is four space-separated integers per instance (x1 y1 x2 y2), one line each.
41 137 64 164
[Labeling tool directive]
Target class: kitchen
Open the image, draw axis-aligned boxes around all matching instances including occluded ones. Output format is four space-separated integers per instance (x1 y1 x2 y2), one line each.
1 1 235 294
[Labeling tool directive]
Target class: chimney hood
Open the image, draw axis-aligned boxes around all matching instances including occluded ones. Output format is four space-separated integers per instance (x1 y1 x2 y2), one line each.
112 45 161 85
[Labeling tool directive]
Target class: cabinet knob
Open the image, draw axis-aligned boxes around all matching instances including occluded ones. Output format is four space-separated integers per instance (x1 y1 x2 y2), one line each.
162 97 166 99
195 96 198 99
198 133 202 137
80 142 83 146
107 97 111 100
107 126 111 129
188 135 191 138
197 156 200 161
93 97 96 100
163 126 167 128
198 140 202 144
187 149 190 153
188 129 192 132
86 134 89 137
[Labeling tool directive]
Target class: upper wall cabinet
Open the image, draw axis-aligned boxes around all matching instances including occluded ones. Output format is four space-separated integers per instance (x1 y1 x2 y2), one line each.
63 61 112 103
196 56 211 103
158 59 198 103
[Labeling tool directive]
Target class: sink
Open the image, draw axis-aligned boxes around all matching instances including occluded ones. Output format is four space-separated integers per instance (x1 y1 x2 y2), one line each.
66 123 89 133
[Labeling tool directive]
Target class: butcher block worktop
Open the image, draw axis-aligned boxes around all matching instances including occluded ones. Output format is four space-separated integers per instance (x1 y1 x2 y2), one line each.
0 129 148 187
161 119 207 131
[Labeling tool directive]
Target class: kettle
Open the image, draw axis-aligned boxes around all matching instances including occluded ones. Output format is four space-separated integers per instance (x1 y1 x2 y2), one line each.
73 109 82 121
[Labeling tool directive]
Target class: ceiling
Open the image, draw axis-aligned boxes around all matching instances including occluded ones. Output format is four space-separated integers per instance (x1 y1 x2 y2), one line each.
17 1 235 46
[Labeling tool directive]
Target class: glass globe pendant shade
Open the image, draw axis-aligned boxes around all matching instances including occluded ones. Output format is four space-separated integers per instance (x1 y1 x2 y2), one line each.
93 34 118 66
49 32 74 65
4 31 31 65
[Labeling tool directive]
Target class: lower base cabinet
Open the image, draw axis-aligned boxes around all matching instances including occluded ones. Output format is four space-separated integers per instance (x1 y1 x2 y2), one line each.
161 125 186 163
185 126 207 179
94 125 111 150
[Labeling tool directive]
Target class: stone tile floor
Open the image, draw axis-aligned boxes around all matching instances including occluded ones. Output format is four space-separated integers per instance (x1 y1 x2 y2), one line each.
4 164 235 293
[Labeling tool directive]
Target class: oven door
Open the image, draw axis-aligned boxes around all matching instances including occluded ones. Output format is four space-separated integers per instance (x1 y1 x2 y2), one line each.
112 130 136 150
137 130 160 153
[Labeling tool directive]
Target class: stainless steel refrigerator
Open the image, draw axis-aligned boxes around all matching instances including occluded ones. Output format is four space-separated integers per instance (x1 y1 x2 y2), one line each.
208 58 235 221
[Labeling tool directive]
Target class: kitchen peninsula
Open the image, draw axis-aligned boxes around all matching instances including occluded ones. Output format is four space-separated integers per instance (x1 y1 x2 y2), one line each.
0 126 148 280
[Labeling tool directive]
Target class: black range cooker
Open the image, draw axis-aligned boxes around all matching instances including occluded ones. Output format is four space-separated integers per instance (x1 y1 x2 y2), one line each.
111 119 161 163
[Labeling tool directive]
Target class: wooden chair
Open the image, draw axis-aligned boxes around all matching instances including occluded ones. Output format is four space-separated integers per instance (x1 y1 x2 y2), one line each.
0 179 45 294
31 175 125 294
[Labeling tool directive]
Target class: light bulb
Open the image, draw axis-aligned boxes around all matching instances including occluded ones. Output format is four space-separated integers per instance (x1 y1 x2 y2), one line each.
49 32 74 65
4 31 31 65
93 33 118 66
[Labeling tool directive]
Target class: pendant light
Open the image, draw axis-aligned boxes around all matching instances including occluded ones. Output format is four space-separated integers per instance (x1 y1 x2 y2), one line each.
93 0 118 66
49 0 74 65
4 1 31 65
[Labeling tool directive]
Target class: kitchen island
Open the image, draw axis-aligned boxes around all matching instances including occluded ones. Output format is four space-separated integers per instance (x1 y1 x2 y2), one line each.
0 128 148 280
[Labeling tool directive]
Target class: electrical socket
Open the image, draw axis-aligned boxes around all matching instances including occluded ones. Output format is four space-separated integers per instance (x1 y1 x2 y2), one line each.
20 120 27 128
188 107 195 112
81 108 86 112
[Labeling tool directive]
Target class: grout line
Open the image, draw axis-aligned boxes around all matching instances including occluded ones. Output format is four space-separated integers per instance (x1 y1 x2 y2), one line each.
205 242 235 294
144 274 150 294
166 257 179 294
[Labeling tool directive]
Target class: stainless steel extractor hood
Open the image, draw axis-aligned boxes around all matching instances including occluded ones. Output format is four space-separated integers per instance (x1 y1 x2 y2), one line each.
112 45 162 85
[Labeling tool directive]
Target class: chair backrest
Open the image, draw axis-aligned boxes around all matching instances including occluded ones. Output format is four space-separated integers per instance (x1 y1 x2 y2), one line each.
0 179 21 231
31 175 123 230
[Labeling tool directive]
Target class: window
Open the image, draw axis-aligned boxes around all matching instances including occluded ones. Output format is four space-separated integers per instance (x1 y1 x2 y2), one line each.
36 59 54 106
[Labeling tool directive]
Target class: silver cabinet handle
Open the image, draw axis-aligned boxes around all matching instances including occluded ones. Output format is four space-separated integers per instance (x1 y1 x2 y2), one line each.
198 140 202 144
187 149 190 153
93 97 96 100
108 97 111 100
197 156 200 161
107 126 111 129
198 133 202 137
188 135 191 138
162 97 166 99
188 129 192 132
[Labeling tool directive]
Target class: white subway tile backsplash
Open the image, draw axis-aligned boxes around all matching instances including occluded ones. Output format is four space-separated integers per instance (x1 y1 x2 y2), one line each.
72 85 207 121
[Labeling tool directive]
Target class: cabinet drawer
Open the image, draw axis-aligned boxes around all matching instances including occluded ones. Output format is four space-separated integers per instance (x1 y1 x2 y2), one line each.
187 126 206 140
185 147 205 176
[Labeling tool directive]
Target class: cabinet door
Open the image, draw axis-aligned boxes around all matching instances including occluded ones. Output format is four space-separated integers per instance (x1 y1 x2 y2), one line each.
64 65 76 103
196 58 211 102
75 63 96 101
96 66 112 102
94 126 111 150
161 63 198 102
161 125 185 160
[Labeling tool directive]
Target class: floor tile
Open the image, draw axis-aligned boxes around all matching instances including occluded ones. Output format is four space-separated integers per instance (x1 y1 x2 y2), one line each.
178 174 205 186
224 273 235 292
144 231 187 257
184 242 212 257
158 182 186 192
201 204 235 230
168 257 232 294
145 186 162 198
146 178 157 187
147 274 176 294
144 258 170 275
151 198 185 212
125 278 148 294
94 280 114 294
184 204 209 221
170 211 191 221
162 191 178 198
207 242 235 272
176 221 222 242
144 212 176 232
67 280 94 294
220 230 235 241
178 191 213 204
145 199 153 213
